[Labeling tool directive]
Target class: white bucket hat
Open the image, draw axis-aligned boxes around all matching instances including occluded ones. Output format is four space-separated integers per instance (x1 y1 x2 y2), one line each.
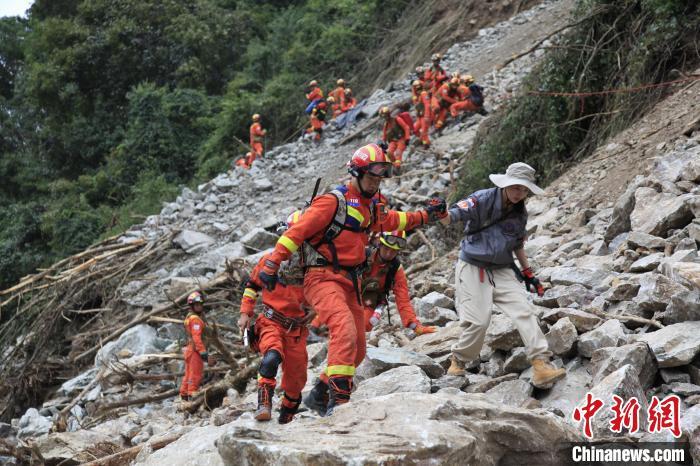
489 162 544 195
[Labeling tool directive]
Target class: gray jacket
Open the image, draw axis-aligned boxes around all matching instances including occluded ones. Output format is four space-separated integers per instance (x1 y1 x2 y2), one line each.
448 187 528 268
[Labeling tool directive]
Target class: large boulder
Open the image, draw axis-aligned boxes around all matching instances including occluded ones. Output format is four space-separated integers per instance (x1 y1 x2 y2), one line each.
541 308 602 332
240 228 279 253
540 358 592 423
545 317 577 356
550 267 611 289
18 408 52 439
588 342 656 388
630 189 696 237
95 324 160 367
583 364 648 438
353 365 431 400
634 273 688 313
173 230 215 254
133 426 221 466
484 379 534 408
577 319 629 358
663 289 700 324
365 346 444 378
404 324 461 358
217 392 582 465
635 322 700 368
484 314 523 351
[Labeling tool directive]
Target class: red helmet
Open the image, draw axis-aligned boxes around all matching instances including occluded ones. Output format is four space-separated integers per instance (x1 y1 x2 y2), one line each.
187 291 204 306
347 143 393 178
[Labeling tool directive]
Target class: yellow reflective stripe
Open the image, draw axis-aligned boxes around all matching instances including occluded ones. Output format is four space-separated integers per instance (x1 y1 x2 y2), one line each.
367 144 377 161
397 211 407 230
347 206 365 225
243 288 257 299
327 365 356 376
278 235 299 253
292 211 301 223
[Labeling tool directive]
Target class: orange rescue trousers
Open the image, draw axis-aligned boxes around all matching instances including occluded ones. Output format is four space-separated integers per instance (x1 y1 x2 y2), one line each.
304 268 366 381
180 345 204 397
387 140 407 169
450 99 480 118
256 316 309 401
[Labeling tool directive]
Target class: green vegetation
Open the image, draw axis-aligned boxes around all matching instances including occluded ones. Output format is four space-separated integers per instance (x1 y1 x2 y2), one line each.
0 0 407 289
453 0 700 200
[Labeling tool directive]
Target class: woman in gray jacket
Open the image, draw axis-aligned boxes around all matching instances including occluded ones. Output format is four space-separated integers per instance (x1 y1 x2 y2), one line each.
440 162 565 388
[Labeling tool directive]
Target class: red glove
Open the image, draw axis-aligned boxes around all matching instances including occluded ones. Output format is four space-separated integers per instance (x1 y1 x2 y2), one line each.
414 324 437 335
521 267 544 297
258 258 280 291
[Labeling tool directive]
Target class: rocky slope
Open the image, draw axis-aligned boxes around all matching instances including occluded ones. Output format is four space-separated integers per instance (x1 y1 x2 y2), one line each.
3 0 700 464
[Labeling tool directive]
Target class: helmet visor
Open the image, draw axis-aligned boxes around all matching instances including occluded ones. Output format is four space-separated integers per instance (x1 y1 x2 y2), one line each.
381 234 407 249
366 162 393 178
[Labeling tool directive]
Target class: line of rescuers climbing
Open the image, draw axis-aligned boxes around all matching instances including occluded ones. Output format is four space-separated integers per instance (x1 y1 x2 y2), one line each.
225 143 566 423
303 78 357 143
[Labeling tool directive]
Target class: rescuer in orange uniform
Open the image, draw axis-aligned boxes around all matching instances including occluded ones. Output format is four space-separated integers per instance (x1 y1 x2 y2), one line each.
424 53 447 95
239 214 315 424
306 80 324 103
431 77 461 131
249 114 266 160
411 80 433 148
341 88 357 113
179 291 214 400
361 230 437 333
254 143 447 415
329 79 347 118
303 230 437 416
449 74 483 118
306 99 328 142
379 106 411 174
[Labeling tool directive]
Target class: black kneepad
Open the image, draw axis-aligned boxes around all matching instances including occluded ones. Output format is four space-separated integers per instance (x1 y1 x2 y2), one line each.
259 349 282 379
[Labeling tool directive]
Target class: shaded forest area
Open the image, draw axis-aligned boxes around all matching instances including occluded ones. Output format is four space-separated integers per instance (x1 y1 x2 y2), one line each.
0 0 410 289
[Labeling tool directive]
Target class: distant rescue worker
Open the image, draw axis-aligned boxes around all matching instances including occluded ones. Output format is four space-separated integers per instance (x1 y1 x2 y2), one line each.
424 53 447 95
250 114 266 159
431 77 461 131
450 74 486 118
303 230 437 415
239 214 316 424
414 66 426 90
179 291 215 400
306 99 328 141
329 79 347 118
341 88 357 113
412 80 432 147
440 162 566 389
379 106 411 174
254 143 447 415
305 80 324 114
362 230 436 333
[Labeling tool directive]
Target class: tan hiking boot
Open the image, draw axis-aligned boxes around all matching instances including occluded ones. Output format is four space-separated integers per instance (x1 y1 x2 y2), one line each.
531 358 566 388
447 356 466 376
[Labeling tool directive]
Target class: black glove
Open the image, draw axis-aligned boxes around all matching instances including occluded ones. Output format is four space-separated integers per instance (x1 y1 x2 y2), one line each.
258 259 280 291
199 352 209 363
426 197 448 222
376 140 389 153
521 267 544 297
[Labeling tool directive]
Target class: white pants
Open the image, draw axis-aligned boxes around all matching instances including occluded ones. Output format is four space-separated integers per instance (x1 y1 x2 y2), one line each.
451 260 551 363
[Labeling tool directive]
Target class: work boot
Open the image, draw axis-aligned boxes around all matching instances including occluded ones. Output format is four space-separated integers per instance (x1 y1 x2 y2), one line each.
477 107 489 116
531 358 566 388
278 394 302 424
179 394 191 401
447 355 466 376
326 376 352 417
303 379 329 416
254 383 274 421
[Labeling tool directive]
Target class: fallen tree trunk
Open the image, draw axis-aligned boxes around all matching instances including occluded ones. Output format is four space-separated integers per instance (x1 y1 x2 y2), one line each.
96 388 180 415
81 432 183 466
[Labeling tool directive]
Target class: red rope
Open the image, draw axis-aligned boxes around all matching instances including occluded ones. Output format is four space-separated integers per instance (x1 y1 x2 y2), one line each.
526 75 700 98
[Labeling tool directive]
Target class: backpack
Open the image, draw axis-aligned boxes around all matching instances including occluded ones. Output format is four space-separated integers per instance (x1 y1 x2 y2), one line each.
469 84 484 107
300 185 376 273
